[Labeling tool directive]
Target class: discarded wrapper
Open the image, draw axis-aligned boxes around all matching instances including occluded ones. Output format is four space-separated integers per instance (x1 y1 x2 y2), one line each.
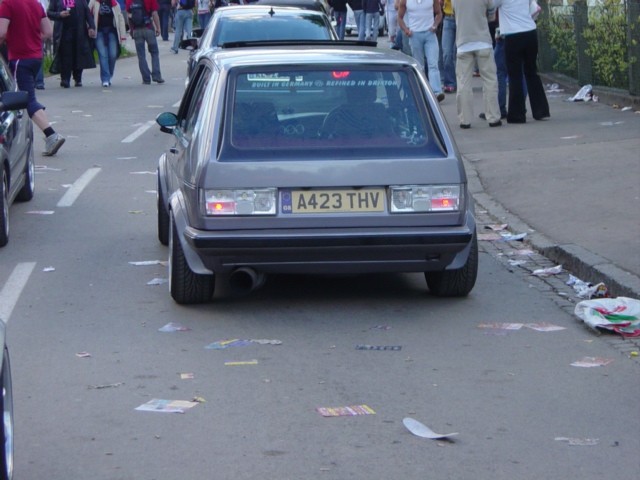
317 405 376 417
135 399 199 413
403 417 458 439
570 357 614 368
158 322 190 333
566 274 607 299
555 437 599 446
568 84 592 102
532 265 562 277
574 297 640 337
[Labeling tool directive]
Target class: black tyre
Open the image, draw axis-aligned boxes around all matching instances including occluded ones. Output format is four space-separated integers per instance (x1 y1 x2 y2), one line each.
157 174 170 246
0 347 13 480
16 143 35 202
425 235 478 297
0 170 9 248
169 215 214 304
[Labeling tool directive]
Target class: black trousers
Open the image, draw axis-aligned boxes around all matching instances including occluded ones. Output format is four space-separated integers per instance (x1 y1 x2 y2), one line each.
504 29 549 123
60 27 83 84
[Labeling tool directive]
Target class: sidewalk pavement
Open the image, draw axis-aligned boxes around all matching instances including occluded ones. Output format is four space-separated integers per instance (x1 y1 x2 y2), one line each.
438 76 640 298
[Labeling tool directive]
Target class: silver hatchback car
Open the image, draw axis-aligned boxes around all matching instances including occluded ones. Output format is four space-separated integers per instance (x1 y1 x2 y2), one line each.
156 41 477 304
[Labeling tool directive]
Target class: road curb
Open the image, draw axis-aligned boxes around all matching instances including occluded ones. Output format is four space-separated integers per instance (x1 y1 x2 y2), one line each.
464 155 640 299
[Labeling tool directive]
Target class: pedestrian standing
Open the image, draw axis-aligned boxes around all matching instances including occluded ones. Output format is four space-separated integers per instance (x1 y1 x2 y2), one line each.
397 0 445 102
170 0 194 53
48 0 97 88
386 0 398 48
492 0 549 123
89 0 127 87
157 0 171 40
441 0 456 93
362 0 381 42
452 0 501 129
126 0 165 84
347 0 365 41
0 0 66 156
196 0 211 29
329 0 348 40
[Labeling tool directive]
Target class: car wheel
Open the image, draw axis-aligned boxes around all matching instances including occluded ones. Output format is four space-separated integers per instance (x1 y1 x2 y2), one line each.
168 215 214 304
0 169 9 248
16 142 35 202
157 174 170 246
0 347 13 480
425 235 478 297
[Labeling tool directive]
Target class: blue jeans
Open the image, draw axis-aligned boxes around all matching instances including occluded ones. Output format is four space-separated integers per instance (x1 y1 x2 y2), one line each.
354 9 365 41
334 10 346 40
172 8 193 51
133 27 162 82
158 6 171 40
409 29 442 94
95 28 118 84
198 12 211 29
441 16 456 88
364 12 380 42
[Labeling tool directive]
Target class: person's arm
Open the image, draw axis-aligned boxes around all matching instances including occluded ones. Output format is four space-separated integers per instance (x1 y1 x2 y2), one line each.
41 16 54 41
397 0 412 37
432 0 442 32
85 0 97 37
0 19 9 45
152 11 161 36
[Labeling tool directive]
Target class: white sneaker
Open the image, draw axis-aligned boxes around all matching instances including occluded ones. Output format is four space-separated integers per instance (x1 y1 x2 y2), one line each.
42 133 65 156
102 82 109 87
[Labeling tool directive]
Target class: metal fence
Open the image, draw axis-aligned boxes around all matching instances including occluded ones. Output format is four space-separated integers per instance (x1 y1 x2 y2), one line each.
537 0 640 96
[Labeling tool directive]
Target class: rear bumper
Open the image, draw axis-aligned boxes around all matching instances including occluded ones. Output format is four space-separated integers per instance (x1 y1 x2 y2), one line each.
182 224 475 274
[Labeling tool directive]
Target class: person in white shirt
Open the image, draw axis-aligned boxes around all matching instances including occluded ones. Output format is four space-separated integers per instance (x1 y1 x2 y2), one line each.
492 0 549 123
397 0 445 102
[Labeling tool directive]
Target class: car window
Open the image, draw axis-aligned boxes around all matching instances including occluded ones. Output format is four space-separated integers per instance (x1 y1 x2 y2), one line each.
178 65 212 135
224 66 438 160
213 14 333 45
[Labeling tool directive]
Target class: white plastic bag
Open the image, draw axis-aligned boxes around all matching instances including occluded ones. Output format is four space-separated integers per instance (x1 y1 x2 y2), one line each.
574 297 640 336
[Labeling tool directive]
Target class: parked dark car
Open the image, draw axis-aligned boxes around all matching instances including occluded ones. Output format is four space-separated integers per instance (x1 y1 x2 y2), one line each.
180 5 337 80
0 57 35 248
254 0 330 15
156 41 478 304
0 320 12 480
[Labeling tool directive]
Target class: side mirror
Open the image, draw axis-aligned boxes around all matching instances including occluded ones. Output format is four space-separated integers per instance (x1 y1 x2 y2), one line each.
0 91 28 111
179 38 199 51
156 111 178 134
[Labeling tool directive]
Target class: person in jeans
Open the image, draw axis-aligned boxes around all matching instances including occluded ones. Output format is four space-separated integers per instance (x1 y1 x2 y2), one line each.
397 0 445 102
196 0 211 29
362 0 381 42
158 0 172 40
0 0 66 156
126 0 165 84
330 0 348 40
89 0 127 87
347 0 365 41
440 0 456 93
170 0 193 53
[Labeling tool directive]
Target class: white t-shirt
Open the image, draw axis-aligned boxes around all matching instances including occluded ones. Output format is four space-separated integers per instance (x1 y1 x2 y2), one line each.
404 0 435 33
493 0 536 35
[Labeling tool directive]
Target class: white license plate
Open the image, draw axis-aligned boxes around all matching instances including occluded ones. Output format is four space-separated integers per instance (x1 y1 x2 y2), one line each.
281 189 386 214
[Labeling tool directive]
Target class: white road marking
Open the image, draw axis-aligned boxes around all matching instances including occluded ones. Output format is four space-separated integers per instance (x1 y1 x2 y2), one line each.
57 167 101 207
122 121 155 143
0 262 36 324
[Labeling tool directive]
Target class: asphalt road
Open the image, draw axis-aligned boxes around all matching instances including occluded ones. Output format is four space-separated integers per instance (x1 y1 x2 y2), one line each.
0 43 638 479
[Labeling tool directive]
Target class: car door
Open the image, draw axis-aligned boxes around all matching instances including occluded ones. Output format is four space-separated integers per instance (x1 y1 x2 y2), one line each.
0 59 26 201
167 63 213 213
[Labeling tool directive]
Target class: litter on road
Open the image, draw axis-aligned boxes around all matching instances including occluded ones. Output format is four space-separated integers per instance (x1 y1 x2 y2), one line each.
566 274 608 299
43 266 55 272
129 260 168 266
180 373 194 379
403 417 458 439
135 399 199 413
555 437 599 446
317 405 376 417
570 357 614 367
147 278 168 285
159 322 190 332
88 382 124 390
532 265 563 276
574 297 640 337
206 339 252 349
76 352 91 358
224 360 258 366
355 345 402 351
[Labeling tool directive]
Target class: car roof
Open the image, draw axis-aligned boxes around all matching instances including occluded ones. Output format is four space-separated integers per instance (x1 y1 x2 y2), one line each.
200 42 421 71
214 5 329 17
253 0 329 14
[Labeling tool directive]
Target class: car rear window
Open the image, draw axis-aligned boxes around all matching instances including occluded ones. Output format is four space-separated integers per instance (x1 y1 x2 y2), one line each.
225 67 441 159
214 15 333 45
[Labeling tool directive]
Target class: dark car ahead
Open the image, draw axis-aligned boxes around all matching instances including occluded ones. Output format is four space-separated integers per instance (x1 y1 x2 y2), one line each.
156 41 478 304
0 57 35 248
180 5 337 79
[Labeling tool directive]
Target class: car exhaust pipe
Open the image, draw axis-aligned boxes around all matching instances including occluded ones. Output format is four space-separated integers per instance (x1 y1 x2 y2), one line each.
229 267 265 295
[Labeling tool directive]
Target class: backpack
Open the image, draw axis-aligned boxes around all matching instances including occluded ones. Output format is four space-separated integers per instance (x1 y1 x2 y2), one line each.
179 0 196 8
130 0 150 28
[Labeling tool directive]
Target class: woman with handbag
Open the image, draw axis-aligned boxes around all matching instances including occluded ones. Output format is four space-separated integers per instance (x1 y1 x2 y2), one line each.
48 0 97 88
89 0 127 87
